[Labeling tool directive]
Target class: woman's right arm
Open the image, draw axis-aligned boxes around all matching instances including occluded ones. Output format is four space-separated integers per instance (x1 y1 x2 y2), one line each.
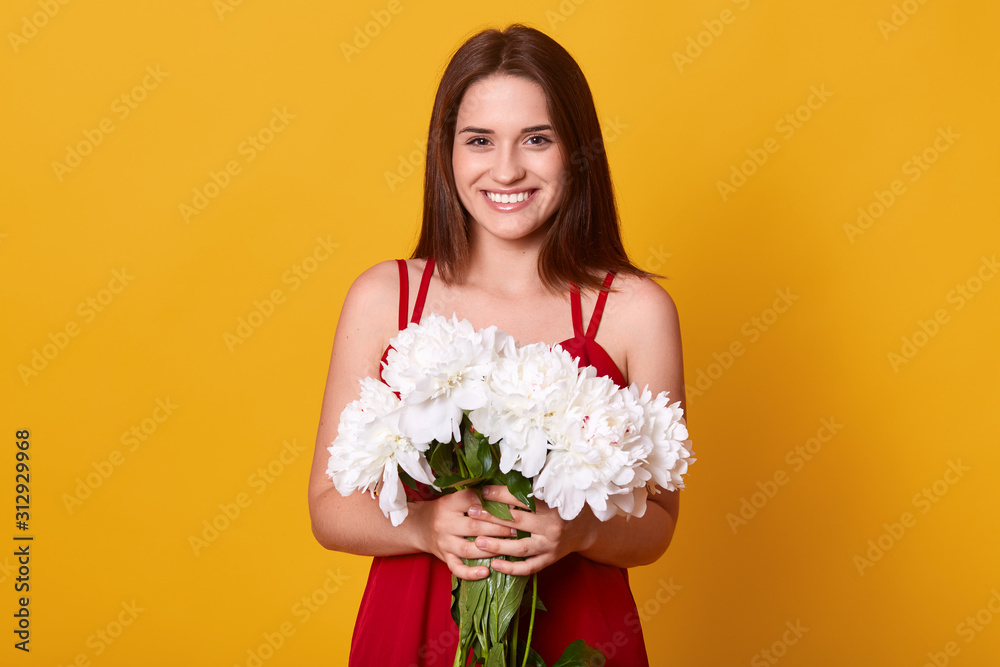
307 260 422 555
306 260 508 579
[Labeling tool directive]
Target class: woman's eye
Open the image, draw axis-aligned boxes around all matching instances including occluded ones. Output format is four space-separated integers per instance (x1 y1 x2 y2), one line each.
526 135 551 146
467 137 490 147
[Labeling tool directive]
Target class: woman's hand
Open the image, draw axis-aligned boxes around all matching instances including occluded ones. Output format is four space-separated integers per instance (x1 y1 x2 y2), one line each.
411 488 524 581
466 485 600 577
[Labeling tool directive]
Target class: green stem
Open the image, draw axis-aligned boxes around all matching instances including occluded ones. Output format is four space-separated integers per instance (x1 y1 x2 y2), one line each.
454 582 465 667
521 573 538 667
456 446 470 479
510 610 519 667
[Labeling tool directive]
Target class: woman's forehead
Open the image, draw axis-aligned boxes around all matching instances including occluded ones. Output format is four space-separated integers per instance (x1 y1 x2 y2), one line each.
456 75 551 129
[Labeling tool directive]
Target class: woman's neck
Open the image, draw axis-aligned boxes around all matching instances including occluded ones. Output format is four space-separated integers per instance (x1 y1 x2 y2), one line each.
463 226 550 298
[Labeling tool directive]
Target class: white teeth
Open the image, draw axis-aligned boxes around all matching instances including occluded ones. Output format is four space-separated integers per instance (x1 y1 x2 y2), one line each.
486 191 531 203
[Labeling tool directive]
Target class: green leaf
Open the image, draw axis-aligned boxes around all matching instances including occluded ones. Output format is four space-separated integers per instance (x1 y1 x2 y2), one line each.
460 558 492 650
457 574 474 648
464 426 484 477
487 569 503 645
434 473 483 489
550 640 607 667
505 470 536 512
485 643 506 667
477 440 494 480
494 573 528 644
513 644 547 667
429 440 456 477
483 499 514 521
451 573 461 627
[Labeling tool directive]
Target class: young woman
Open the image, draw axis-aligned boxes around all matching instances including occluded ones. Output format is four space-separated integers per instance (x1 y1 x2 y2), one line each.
308 24 686 666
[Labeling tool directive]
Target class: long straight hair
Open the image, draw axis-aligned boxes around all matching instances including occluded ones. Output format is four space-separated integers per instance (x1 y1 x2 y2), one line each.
413 24 653 292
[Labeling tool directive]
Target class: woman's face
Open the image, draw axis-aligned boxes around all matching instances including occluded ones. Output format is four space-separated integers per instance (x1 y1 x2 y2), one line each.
451 74 568 245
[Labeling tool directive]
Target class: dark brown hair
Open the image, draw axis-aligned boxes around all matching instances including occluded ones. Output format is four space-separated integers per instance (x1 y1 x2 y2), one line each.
412 23 653 292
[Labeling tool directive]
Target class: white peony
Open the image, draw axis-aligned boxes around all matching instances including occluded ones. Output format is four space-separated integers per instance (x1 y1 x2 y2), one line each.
469 343 586 479
326 378 436 526
534 374 648 521
628 385 695 493
326 316 696 529
382 314 512 446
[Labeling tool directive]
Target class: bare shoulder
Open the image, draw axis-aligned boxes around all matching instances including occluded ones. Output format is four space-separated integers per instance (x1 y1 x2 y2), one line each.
343 259 401 309
608 273 681 333
342 257 430 312
332 259 406 367
604 273 684 395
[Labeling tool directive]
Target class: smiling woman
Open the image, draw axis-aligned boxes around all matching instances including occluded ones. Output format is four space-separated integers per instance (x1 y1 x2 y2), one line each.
452 75 567 247
414 24 641 293
309 23 687 667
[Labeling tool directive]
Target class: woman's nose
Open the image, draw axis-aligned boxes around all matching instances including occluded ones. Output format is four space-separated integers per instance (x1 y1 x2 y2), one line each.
490 145 526 183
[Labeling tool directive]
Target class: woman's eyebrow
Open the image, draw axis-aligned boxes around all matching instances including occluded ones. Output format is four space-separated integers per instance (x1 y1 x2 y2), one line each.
457 124 553 134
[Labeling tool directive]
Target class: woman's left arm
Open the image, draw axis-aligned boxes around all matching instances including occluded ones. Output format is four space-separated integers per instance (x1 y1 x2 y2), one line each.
475 277 687 575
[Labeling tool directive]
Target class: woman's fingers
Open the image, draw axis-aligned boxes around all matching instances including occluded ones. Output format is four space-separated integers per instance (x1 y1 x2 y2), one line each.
443 536 513 579
481 485 529 510
468 504 534 533
463 512 521 538
473 535 536 559
445 553 490 580
489 555 549 577
445 538 548 578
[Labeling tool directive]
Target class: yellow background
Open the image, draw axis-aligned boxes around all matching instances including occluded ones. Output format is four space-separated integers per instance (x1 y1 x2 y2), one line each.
3 0 999 665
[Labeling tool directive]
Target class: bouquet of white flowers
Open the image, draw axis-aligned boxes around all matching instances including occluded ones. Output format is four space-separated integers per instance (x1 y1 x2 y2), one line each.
327 314 694 667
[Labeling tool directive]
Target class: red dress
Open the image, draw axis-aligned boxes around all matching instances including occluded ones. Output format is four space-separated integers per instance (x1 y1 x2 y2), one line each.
350 258 649 666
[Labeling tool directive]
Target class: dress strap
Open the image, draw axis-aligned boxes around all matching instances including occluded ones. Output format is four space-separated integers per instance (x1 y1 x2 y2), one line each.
411 257 435 324
395 259 409 331
586 272 617 339
570 285 585 338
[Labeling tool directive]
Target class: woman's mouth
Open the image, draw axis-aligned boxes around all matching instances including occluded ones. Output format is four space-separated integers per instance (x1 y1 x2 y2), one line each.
482 189 537 211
